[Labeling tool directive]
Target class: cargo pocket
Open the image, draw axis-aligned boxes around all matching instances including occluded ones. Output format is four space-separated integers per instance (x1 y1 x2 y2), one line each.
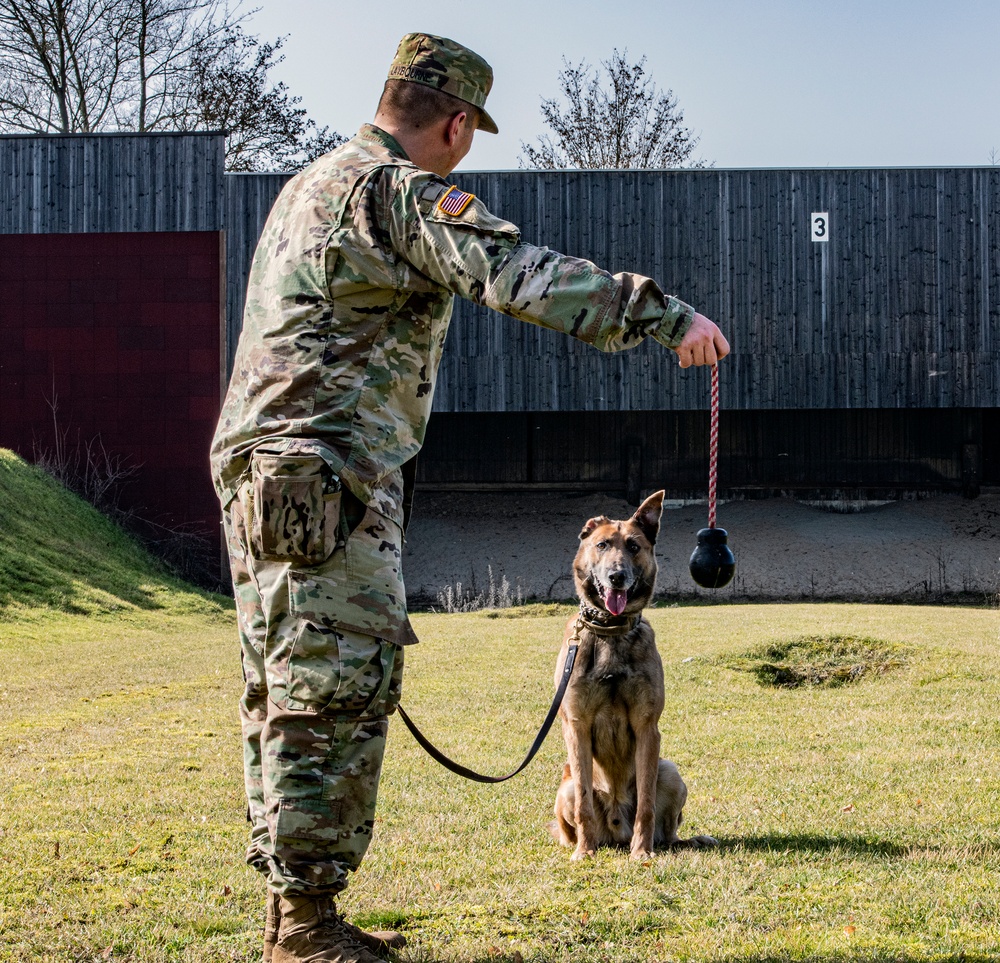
248 449 340 565
283 617 388 715
286 511 413 714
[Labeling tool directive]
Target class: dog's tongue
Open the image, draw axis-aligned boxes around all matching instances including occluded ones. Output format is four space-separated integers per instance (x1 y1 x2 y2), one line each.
605 588 628 616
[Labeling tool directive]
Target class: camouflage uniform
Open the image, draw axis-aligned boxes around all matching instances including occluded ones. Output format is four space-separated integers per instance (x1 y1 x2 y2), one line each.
210 33 696 901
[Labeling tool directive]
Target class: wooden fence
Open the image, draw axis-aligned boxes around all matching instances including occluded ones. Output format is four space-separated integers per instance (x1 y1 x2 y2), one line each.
3 133 997 503
0 131 225 233
222 166 1000 412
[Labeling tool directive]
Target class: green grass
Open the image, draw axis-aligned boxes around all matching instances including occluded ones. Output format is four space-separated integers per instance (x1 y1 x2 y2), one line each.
1 450 999 961
0 448 217 619
3 602 998 962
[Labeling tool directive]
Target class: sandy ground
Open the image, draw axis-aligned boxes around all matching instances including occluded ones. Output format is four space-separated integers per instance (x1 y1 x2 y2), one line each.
402 491 1000 606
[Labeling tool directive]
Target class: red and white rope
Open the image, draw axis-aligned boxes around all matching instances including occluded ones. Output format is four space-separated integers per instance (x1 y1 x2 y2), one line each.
708 363 719 529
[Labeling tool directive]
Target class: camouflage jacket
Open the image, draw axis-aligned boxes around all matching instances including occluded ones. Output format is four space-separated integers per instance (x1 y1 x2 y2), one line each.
210 124 695 527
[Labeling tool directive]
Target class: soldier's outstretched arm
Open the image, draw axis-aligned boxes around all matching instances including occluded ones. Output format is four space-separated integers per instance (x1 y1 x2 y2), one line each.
390 173 728 363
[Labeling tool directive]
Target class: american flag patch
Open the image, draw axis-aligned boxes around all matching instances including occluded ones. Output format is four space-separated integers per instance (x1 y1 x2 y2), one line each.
437 185 475 217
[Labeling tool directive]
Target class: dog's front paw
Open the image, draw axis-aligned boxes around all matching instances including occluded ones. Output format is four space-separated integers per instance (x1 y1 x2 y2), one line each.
630 833 655 861
629 846 654 862
571 845 595 861
692 834 719 848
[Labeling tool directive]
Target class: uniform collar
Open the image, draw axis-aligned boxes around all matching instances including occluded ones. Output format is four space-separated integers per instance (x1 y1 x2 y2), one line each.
357 124 410 160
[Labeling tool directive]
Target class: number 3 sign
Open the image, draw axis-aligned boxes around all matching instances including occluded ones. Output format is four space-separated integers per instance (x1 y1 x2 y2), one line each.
811 212 830 242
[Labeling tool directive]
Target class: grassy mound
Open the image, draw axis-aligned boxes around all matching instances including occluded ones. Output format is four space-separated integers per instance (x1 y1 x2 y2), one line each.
0 448 223 620
728 634 911 688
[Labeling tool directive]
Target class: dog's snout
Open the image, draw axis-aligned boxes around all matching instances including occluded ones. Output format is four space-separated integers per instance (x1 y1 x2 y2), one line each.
608 570 628 589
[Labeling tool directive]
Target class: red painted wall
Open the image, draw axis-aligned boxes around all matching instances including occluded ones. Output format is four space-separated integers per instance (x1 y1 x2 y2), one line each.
0 231 222 553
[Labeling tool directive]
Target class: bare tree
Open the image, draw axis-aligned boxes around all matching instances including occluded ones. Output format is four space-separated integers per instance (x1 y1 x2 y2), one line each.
0 0 346 169
520 49 707 170
189 27 345 171
126 0 241 132
0 0 240 132
0 0 129 131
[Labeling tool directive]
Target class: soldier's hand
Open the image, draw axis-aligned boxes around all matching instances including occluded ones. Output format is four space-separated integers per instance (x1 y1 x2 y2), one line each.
674 313 730 368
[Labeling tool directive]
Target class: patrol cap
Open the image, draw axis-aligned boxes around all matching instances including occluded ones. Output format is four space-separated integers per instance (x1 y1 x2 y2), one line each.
388 32 499 134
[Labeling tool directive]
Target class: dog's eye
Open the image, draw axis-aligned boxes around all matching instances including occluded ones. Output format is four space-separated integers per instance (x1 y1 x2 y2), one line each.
596 540 609 551
625 540 639 554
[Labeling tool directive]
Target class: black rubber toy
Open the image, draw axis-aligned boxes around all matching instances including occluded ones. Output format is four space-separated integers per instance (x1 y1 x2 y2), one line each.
689 527 736 589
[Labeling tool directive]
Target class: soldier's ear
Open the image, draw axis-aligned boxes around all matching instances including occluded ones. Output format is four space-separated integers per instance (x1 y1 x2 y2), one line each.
445 110 468 146
579 516 611 540
632 490 665 545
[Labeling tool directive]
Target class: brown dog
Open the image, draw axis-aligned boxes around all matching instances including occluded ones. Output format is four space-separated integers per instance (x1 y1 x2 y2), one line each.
551 490 717 859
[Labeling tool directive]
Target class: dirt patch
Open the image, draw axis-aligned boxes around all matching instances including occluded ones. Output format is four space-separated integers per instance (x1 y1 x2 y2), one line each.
403 491 1000 605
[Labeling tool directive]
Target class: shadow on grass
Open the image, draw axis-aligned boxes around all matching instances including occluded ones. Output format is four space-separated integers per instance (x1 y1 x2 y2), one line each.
456 955 998 963
715 831 1000 859
715 832 911 857
713 956 998 963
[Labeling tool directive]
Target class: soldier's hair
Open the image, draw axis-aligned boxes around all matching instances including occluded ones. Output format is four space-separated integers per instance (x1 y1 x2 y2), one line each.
377 79 482 131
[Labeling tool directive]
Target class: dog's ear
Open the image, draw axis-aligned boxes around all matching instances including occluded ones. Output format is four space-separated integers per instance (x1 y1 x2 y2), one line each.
632 490 665 544
579 515 611 540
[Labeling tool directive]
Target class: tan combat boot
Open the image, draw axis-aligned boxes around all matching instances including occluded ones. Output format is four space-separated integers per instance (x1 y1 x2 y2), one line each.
263 889 280 962
264 890 407 962
270 893 405 963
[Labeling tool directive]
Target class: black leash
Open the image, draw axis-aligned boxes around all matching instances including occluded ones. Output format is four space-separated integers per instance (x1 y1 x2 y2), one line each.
395 623 581 784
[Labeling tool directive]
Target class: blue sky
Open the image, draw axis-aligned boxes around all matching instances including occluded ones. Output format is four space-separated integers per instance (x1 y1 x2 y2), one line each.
246 0 999 171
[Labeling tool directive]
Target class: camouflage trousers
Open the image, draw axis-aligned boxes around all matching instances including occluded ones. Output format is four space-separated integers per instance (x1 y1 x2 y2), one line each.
222 446 414 896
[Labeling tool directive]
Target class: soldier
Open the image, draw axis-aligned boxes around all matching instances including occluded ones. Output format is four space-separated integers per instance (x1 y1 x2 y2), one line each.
210 32 729 963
